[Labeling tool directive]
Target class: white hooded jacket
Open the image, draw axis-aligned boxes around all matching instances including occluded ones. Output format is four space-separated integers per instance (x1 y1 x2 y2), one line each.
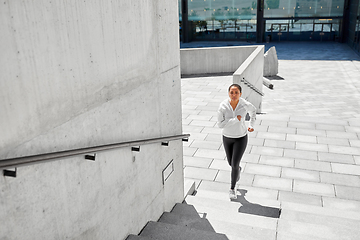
217 98 256 138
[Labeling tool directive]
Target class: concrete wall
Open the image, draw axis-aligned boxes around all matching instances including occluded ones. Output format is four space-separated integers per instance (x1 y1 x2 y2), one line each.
233 46 264 113
180 46 257 75
0 0 183 239
180 45 264 113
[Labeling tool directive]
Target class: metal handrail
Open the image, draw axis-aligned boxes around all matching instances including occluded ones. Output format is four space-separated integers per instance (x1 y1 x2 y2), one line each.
0 134 190 171
241 77 264 96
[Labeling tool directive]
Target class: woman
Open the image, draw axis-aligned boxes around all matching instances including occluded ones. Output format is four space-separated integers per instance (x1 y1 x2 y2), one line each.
217 84 256 199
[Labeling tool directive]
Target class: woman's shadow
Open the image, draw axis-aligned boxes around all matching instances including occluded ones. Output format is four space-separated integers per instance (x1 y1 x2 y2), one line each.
231 189 281 218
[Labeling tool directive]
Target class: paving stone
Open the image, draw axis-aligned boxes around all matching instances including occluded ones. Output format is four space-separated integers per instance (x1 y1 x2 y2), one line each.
194 148 226 160
183 156 213 168
267 126 296 134
318 152 355 164
317 137 350 147
264 139 295 149
242 153 260 163
348 119 360 127
355 156 360 165
329 145 360 156
253 175 292 191
345 125 360 133
278 191 322 206
280 210 360 239
335 185 360 201
256 132 286 141
331 163 360 176
288 121 316 129
320 172 360 187
245 163 282 177
259 155 294 167
205 133 222 142
198 180 279 200
281 200 360 220
322 196 360 212
277 219 338 239
190 140 221 150
215 170 254 186
189 120 216 127
326 130 358 139
284 149 318 161
259 120 288 128
296 142 328 152
286 134 317 143
350 139 360 147
315 123 345 131
252 124 269 132
281 168 320 182
295 159 332 172
209 159 231 171
248 137 265 147
201 127 222 134
296 128 326 137
183 125 204 133
293 180 335 197
184 166 218 181
186 132 208 141
183 147 197 156
250 146 284 157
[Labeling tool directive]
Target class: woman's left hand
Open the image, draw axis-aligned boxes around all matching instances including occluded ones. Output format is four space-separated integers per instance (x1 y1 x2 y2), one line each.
248 127 254 132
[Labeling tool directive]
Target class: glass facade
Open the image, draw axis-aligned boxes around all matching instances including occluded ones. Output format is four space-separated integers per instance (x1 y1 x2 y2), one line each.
264 0 344 18
180 0 350 42
355 4 360 51
182 0 258 41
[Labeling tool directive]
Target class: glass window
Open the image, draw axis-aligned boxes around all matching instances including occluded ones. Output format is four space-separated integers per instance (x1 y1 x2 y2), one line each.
187 0 257 40
264 0 345 18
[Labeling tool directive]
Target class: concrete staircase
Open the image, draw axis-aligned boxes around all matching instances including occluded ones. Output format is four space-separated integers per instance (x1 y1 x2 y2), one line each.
126 202 228 240
127 182 360 240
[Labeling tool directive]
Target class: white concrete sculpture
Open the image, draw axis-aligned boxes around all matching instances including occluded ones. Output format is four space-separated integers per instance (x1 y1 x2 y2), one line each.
263 46 278 77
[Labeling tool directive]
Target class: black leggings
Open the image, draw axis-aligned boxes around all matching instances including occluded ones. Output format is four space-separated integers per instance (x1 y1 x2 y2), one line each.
223 135 248 190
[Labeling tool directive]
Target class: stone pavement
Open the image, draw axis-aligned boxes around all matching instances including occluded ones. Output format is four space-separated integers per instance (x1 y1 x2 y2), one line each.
181 41 360 214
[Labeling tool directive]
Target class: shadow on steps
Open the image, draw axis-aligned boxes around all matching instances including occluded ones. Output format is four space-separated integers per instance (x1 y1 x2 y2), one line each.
232 189 281 219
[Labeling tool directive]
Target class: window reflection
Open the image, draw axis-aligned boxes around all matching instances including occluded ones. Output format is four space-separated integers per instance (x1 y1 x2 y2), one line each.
264 0 344 18
185 0 257 41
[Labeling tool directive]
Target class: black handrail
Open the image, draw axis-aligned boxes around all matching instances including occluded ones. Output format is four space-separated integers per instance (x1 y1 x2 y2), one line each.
0 134 190 170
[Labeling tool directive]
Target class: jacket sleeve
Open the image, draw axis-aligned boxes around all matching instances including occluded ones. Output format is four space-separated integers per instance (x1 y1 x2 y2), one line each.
245 101 257 128
217 106 239 129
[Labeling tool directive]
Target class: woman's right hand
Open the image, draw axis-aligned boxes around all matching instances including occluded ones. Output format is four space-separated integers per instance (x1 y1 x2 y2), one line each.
237 115 242 121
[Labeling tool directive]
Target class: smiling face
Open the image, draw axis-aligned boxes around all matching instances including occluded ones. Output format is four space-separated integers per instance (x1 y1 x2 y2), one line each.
228 85 242 102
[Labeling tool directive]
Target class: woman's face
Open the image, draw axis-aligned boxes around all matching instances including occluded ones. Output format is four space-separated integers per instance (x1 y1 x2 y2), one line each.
228 86 242 101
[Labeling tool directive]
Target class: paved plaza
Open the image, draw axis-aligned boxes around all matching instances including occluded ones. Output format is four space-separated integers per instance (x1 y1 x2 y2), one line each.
181 41 360 221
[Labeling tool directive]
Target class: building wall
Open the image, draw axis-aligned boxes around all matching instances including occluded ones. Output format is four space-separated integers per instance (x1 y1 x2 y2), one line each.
345 0 360 50
0 0 183 239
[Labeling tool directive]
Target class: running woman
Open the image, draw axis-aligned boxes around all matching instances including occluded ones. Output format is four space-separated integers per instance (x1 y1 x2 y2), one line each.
217 84 256 199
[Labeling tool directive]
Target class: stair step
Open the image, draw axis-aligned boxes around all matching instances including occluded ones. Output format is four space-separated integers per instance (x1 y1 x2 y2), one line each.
276 231 329 240
280 209 360 237
139 221 228 240
195 189 281 209
185 195 278 230
281 201 360 221
206 217 276 240
278 218 360 240
158 212 215 232
126 235 152 240
170 203 200 218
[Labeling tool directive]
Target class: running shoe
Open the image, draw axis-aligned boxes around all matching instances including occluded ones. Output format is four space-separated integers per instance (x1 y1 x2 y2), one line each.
229 189 237 199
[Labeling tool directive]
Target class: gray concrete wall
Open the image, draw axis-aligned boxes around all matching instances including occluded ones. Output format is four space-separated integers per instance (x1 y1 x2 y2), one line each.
0 0 183 239
233 46 264 113
180 45 264 113
180 46 257 75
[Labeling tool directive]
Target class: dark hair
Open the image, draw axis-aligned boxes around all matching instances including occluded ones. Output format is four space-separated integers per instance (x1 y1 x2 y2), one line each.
228 84 242 93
